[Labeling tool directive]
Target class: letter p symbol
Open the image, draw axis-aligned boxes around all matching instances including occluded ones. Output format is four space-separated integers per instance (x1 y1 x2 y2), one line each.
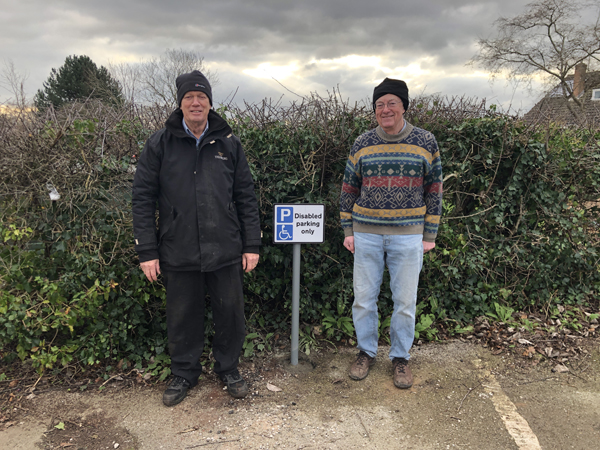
279 207 293 223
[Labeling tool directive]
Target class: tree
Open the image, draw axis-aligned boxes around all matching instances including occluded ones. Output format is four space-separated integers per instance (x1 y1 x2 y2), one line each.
472 0 600 112
1 59 28 109
107 60 139 104
110 49 218 108
34 55 123 110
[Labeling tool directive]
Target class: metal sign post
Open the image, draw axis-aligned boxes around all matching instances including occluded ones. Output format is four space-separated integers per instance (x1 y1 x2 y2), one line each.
291 243 301 365
273 204 325 365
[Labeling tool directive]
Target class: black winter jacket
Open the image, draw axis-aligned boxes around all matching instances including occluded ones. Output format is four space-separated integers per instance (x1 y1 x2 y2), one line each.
132 108 261 272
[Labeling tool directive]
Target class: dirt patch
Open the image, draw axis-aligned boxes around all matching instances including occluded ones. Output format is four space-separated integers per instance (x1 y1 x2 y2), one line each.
38 411 137 450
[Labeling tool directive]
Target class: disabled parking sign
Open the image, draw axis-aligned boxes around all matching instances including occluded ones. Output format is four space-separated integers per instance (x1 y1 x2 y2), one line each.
273 204 325 366
273 204 325 243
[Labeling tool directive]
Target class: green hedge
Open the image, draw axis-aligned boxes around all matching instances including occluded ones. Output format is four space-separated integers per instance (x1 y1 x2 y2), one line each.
0 96 598 374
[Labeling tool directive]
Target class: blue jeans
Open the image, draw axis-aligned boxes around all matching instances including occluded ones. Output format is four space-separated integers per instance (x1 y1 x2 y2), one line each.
352 232 423 360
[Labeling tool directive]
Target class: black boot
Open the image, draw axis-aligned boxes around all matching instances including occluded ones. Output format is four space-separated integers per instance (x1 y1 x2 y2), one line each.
220 370 249 398
163 376 193 406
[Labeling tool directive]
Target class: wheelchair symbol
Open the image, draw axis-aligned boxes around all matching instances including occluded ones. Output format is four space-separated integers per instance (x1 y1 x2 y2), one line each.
277 225 293 241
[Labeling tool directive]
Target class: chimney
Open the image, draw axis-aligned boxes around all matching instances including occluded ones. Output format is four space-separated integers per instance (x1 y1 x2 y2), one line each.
573 63 587 98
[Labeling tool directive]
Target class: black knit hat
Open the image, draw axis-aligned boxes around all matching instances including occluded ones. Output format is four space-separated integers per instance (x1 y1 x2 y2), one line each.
373 78 409 112
176 70 213 107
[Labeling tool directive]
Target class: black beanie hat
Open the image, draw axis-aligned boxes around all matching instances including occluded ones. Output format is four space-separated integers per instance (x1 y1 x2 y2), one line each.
373 78 409 112
176 70 213 107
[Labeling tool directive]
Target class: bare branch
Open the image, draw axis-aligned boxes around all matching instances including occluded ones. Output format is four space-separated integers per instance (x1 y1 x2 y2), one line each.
471 0 600 124
1 59 29 109
136 49 218 109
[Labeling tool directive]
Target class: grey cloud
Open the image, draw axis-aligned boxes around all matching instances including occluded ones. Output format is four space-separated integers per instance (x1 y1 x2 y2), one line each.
1 0 536 109
15 0 524 62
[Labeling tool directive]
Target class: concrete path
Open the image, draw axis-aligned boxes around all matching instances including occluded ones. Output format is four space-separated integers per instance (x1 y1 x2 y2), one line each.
2 340 599 449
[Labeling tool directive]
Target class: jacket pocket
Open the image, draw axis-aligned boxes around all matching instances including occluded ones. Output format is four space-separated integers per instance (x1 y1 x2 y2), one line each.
158 207 176 245
228 202 241 229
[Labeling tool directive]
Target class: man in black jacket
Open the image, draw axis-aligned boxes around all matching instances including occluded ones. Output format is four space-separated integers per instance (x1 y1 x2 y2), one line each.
132 71 261 406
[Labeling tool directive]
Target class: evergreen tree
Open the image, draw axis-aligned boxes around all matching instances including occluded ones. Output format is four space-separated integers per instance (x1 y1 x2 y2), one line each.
34 55 123 109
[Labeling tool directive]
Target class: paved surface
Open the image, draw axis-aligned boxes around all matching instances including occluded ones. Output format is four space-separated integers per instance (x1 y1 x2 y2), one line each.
2 340 599 449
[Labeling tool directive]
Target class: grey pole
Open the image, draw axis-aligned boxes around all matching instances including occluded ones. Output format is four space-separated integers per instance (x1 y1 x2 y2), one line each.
291 242 301 365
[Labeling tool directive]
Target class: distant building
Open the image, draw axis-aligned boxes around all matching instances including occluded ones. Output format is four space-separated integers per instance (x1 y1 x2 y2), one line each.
523 64 600 127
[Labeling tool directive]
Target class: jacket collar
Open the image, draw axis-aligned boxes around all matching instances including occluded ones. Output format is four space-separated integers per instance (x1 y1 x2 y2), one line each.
165 108 231 139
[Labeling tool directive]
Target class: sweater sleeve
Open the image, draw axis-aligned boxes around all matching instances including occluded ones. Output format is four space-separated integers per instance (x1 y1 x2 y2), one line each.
339 139 363 237
423 134 443 242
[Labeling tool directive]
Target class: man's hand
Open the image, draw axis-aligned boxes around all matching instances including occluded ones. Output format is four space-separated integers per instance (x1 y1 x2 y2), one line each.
242 253 259 273
140 259 161 282
423 241 436 253
343 236 355 254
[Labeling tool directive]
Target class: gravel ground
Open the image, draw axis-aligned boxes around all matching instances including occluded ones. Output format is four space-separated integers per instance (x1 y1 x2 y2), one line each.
2 339 600 449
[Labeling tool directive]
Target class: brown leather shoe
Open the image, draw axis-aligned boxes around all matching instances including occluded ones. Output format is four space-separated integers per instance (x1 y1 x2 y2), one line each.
349 351 375 380
392 358 413 389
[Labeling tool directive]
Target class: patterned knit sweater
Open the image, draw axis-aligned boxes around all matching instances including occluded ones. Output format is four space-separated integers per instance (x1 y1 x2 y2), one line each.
340 121 443 242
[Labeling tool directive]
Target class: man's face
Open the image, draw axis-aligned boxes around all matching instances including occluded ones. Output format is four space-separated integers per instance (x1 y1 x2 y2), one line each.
375 93 405 134
181 91 210 129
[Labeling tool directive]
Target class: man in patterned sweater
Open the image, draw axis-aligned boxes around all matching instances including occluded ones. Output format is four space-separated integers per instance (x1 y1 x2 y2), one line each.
340 78 443 388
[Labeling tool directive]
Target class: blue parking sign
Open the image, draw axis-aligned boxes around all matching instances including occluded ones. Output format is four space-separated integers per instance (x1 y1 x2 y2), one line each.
273 203 325 244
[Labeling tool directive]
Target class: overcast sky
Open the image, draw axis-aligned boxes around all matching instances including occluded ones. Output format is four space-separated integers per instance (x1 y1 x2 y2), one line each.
1 0 546 114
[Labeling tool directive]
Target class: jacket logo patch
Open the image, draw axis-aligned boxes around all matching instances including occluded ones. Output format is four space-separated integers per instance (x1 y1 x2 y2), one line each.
215 152 228 161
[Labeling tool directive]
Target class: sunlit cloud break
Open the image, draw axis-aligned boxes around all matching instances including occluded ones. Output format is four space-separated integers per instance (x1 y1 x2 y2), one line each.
310 55 381 70
243 62 300 80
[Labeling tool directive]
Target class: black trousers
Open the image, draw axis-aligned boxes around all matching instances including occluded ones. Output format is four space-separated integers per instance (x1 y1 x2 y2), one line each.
163 264 245 384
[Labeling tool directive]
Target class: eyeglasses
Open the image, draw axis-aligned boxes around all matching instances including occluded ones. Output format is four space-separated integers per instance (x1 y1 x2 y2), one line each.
375 100 402 110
